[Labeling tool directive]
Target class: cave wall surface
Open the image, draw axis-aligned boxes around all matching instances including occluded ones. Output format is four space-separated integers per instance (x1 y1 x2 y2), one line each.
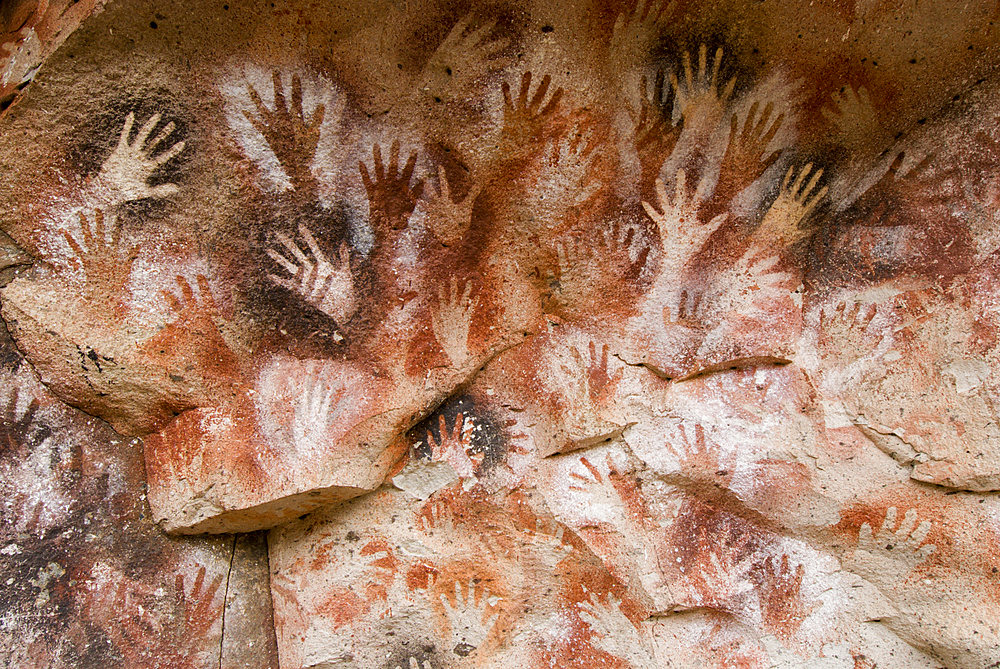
2 0 1000 667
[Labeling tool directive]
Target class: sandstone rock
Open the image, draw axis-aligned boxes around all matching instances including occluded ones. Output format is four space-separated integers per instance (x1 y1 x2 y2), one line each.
268 485 624 668
3 0 1000 667
222 532 281 669
0 331 235 667
144 341 521 533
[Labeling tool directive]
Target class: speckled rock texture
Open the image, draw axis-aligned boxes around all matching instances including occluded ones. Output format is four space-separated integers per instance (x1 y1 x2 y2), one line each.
1 0 1000 667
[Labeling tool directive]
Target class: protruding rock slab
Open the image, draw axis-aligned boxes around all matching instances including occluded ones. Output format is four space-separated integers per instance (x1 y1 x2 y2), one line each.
145 329 524 534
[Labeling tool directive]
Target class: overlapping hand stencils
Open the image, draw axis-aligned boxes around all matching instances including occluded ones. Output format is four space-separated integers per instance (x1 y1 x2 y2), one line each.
2 4 1000 668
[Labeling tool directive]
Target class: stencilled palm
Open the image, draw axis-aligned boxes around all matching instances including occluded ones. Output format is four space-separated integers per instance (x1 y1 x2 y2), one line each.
160 274 222 325
711 100 785 209
548 224 642 316
555 345 625 442
567 456 628 524
7 493 50 537
425 412 477 478
101 580 163 663
631 69 683 199
60 209 138 307
690 542 754 609
244 71 330 195
851 506 936 577
359 140 424 232
267 223 356 324
423 168 481 245
546 237 592 311
359 537 399 572
290 364 349 457
99 567 223 668
175 566 225 638
663 288 704 325
528 517 577 562
499 71 563 155
643 169 727 278
959 159 1000 262
355 537 402 609
416 495 458 533
752 163 827 249
420 14 509 102
608 0 673 70
849 149 932 225
158 274 242 373
601 217 650 272
534 123 603 215
98 111 186 201
578 341 623 405
816 300 897 383
439 579 500 652
821 84 884 149
670 45 736 127
818 300 878 344
431 276 476 366
0 384 43 457
359 538 401 586
699 243 796 320
752 553 818 641
578 593 655 666
663 422 729 480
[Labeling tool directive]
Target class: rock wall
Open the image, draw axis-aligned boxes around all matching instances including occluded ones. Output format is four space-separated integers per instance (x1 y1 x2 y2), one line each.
1 0 1000 667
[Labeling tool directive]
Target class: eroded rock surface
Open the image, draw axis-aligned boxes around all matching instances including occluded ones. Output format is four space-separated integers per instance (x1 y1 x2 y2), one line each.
2 0 1000 667
0 323 278 667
